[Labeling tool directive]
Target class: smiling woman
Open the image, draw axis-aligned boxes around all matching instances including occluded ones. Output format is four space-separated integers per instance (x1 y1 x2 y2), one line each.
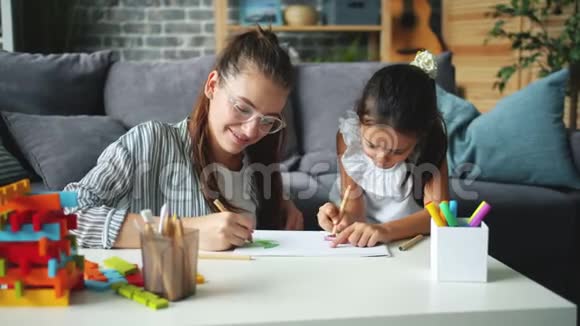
64 26 304 250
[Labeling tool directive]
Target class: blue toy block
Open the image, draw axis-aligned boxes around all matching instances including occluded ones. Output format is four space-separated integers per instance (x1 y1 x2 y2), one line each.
59 192 78 208
57 251 77 269
85 280 111 292
108 278 128 285
101 269 122 277
48 258 58 278
0 223 61 242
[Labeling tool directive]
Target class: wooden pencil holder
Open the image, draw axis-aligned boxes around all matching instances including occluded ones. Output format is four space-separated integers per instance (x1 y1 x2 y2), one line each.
140 228 199 301
430 218 489 282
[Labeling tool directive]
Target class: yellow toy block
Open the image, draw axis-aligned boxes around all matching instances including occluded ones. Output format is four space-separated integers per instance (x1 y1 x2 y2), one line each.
0 289 69 306
0 179 30 206
196 274 205 284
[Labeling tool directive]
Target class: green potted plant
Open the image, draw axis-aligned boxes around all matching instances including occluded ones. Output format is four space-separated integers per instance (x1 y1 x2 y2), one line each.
486 0 580 128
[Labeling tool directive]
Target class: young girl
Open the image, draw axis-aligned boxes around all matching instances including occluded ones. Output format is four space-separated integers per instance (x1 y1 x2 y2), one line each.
317 51 449 248
65 27 303 250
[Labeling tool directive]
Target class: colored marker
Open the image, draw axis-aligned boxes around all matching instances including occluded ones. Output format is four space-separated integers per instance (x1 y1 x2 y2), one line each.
468 201 487 224
468 202 491 227
425 202 446 227
449 200 458 219
439 201 458 227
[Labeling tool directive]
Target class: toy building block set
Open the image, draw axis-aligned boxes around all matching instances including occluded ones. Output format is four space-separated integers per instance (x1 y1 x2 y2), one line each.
0 179 83 306
0 178 204 309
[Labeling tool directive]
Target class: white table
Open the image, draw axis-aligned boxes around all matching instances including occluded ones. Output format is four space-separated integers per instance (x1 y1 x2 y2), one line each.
1 239 576 326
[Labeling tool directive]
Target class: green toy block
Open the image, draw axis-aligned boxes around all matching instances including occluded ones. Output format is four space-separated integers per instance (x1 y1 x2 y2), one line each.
103 256 137 276
66 234 78 249
118 286 135 299
132 293 149 306
147 298 169 310
73 255 84 271
110 282 125 291
14 281 23 298
0 258 5 277
140 292 159 301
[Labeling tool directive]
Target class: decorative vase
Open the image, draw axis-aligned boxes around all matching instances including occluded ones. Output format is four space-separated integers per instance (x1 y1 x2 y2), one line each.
284 5 318 26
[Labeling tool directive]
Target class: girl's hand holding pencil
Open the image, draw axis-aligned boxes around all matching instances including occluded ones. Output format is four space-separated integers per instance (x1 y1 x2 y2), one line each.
317 202 356 234
317 185 355 235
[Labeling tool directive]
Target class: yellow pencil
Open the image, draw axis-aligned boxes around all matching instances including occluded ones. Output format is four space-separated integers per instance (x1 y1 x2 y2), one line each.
333 185 352 235
213 199 253 243
213 199 228 213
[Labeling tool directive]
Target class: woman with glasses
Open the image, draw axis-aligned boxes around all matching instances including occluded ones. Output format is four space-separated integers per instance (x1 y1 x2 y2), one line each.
64 27 303 250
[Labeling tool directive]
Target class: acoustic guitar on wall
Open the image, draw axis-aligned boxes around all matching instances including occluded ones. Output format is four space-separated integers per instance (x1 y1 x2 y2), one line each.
390 0 445 62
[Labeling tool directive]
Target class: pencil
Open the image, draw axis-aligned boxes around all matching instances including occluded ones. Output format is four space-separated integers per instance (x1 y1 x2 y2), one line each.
199 253 253 261
398 234 425 251
213 199 227 213
332 185 352 235
213 199 253 243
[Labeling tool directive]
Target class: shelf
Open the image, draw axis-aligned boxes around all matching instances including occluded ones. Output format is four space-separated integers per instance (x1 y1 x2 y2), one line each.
227 25 383 32
215 1 391 61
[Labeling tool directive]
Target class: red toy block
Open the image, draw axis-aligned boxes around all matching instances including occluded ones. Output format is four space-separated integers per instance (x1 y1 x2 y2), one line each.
0 238 72 265
3 210 77 234
18 257 30 276
125 270 144 287
72 272 84 291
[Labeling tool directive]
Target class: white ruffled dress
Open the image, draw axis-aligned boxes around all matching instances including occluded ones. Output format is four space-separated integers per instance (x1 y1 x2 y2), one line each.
329 111 422 224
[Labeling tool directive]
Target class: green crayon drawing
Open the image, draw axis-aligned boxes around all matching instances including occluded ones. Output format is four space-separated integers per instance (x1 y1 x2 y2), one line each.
245 239 279 249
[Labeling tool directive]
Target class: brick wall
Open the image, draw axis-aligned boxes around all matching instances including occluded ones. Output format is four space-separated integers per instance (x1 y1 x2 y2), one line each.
72 0 363 62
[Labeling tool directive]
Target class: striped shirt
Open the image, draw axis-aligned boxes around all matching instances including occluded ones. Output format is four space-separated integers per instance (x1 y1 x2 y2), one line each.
65 118 250 248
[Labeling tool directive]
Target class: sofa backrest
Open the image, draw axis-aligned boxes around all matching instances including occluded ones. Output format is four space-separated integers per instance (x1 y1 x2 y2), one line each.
104 52 456 168
104 54 299 161
104 55 215 128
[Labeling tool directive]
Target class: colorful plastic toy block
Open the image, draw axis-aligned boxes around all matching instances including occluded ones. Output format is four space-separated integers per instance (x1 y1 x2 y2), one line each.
0 193 62 212
0 289 70 306
114 284 169 310
84 280 111 292
0 179 30 206
103 256 138 276
0 185 82 306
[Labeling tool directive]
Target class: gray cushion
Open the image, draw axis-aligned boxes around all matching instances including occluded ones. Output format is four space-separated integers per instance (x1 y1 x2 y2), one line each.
0 50 115 116
105 55 300 160
105 55 216 127
0 140 29 186
292 52 455 156
1 112 127 190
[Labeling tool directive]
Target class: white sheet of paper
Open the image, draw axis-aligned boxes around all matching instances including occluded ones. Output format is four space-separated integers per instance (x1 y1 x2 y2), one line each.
232 230 391 257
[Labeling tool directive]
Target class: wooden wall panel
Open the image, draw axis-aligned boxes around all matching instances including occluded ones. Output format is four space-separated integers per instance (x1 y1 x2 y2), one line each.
443 0 521 112
445 0 578 126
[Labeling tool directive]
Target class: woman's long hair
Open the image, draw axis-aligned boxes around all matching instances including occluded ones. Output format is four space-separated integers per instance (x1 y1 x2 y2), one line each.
188 26 294 229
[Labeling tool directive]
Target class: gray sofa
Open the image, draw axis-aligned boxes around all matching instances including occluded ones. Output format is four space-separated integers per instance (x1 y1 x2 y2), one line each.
0 52 577 309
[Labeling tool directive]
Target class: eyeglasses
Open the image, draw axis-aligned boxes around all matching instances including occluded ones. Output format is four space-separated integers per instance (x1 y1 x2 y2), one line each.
220 82 286 134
